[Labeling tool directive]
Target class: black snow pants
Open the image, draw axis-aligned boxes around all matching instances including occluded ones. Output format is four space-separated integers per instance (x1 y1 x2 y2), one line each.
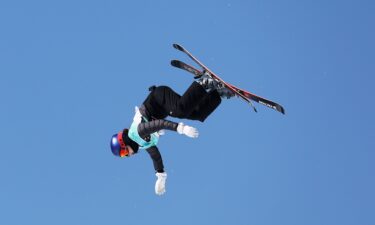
142 82 221 122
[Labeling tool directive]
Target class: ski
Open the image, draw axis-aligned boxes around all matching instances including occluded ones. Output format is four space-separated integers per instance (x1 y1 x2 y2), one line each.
171 60 202 79
171 47 285 115
171 59 285 114
228 83 285 114
173 44 258 113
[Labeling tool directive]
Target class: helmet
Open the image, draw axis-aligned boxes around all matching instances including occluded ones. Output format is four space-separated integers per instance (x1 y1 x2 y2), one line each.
110 130 129 157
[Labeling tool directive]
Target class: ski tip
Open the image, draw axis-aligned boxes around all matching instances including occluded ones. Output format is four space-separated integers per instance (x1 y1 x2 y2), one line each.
170 59 181 67
173 43 184 51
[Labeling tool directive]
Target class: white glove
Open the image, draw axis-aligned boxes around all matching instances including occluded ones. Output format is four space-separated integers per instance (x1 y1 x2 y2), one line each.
177 123 199 138
155 172 167 196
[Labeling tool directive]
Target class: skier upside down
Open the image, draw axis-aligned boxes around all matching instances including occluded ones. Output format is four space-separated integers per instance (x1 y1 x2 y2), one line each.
110 74 234 195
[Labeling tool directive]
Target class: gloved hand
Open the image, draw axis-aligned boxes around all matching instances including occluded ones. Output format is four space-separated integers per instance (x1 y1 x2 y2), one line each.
155 172 167 196
177 123 199 138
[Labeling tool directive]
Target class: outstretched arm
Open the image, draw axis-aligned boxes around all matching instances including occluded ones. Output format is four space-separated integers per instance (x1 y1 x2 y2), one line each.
138 119 199 139
146 146 167 196
146 146 164 173
135 106 198 138
138 119 178 138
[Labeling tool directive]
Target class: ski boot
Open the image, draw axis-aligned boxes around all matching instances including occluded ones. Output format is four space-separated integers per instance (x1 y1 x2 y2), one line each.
197 72 235 99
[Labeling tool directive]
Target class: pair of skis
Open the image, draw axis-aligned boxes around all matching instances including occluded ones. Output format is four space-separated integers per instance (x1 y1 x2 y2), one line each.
171 43 285 115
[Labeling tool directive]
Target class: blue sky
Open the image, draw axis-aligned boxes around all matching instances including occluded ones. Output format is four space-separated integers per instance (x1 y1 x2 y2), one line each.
1 0 374 225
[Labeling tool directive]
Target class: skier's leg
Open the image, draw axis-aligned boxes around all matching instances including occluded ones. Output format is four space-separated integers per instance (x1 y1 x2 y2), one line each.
150 82 207 119
168 81 208 118
187 90 222 122
150 81 222 121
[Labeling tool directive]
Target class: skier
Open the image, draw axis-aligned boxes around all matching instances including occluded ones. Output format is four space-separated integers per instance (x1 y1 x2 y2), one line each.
110 74 235 195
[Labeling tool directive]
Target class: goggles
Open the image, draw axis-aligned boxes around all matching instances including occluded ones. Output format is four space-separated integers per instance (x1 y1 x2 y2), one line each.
117 131 129 157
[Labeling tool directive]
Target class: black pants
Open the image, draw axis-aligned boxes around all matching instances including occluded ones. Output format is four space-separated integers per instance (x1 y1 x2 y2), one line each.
144 82 221 122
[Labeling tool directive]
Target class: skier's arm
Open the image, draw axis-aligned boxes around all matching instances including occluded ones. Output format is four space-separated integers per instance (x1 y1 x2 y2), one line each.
146 146 167 195
138 119 199 138
146 146 164 173
138 119 178 137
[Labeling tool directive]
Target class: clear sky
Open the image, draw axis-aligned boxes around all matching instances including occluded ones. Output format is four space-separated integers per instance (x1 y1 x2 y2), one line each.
1 0 374 225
